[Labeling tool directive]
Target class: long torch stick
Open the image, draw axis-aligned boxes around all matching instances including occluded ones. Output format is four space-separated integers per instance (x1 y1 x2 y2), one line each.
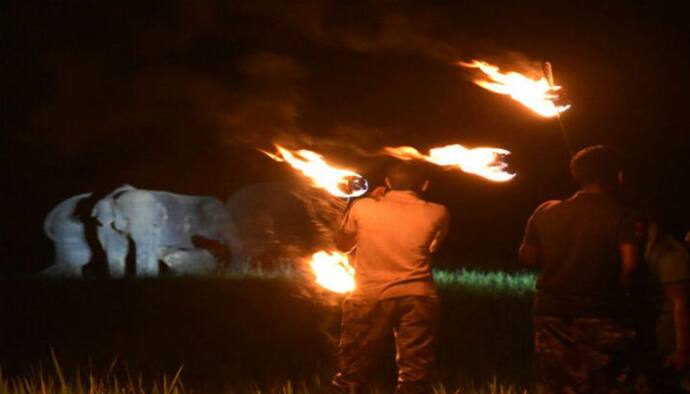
542 61 574 156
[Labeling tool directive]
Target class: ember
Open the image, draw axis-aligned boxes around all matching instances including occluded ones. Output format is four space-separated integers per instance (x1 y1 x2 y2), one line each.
458 59 570 117
309 250 355 293
383 144 515 182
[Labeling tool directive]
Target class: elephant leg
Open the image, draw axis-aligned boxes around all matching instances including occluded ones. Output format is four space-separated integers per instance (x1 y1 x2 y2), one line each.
130 225 161 277
97 224 128 278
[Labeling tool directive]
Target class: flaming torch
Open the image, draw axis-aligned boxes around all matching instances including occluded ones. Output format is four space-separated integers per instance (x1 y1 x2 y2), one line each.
261 145 369 198
383 144 515 182
458 59 570 118
309 250 355 294
261 145 361 293
542 61 574 154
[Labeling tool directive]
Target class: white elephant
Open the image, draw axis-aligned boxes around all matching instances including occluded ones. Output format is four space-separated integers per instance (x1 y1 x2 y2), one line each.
44 185 229 277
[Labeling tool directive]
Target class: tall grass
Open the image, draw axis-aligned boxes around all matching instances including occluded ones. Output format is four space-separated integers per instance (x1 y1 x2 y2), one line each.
0 366 529 394
433 269 535 297
0 351 185 394
223 263 536 298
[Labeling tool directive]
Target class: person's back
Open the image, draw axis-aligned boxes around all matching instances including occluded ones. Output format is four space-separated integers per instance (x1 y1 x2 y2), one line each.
332 162 449 394
528 191 633 318
345 191 448 300
519 145 640 393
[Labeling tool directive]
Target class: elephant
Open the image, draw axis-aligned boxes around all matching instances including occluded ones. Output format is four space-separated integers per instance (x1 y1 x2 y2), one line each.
224 182 348 269
44 185 229 277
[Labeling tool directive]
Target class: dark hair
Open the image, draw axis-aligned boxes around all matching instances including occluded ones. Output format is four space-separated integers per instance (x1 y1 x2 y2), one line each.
386 162 428 191
570 145 621 187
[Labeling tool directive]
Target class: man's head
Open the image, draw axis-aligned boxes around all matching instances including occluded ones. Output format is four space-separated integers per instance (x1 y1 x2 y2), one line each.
570 145 622 189
385 162 430 193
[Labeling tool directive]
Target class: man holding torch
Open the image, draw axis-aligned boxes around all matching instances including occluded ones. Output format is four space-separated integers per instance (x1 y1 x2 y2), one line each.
331 162 450 394
519 146 640 393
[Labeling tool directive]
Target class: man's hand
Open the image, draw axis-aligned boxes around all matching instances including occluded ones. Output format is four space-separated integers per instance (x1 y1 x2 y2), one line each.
619 243 639 289
518 243 541 267
665 281 689 370
665 350 690 371
369 186 387 200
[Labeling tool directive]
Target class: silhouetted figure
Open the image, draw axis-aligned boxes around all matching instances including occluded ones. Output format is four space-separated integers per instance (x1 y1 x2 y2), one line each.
331 163 449 394
636 219 690 392
519 146 640 393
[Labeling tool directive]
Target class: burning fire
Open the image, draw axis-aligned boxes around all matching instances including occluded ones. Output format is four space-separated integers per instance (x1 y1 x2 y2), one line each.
309 251 355 293
262 145 369 198
383 144 515 182
458 60 570 117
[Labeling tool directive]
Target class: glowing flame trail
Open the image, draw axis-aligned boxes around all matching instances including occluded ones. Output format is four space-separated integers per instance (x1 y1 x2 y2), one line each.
261 145 369 198
309 251 355 293
383 144 515 182
459 59 570 117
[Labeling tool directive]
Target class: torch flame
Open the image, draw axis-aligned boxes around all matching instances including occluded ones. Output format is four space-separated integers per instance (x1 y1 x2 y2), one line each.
458 60 570 117
262 145 368 198
309 250 355 293
383 144 515 182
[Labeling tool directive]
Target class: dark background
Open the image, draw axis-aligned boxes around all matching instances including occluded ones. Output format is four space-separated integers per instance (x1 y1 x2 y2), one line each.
3 0 689 274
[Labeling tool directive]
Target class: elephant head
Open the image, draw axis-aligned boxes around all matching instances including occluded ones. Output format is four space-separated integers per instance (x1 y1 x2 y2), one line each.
91 186 165 277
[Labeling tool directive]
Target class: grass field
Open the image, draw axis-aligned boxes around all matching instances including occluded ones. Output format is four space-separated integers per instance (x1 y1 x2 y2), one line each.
0 268 536 393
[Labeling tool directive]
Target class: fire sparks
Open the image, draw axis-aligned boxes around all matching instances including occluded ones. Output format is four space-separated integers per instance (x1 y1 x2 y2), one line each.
383 144 515 182
262 145 369 198
458 60 570 117
309 251 355 293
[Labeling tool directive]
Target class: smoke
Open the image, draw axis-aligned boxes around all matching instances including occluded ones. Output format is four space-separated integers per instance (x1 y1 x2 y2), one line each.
6 0 534 198
7 0 522 162
218 51 307 147
238 0 463 62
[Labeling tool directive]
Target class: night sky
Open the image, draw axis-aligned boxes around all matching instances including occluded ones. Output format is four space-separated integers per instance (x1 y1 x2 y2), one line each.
3 0 689 273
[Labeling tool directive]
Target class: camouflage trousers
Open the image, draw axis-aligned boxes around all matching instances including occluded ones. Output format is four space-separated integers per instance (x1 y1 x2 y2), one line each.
534 316 637 394
332 296 439 394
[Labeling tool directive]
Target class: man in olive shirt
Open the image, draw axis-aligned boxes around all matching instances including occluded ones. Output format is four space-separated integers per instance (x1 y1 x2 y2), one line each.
519 146 640 393
331 163 449 394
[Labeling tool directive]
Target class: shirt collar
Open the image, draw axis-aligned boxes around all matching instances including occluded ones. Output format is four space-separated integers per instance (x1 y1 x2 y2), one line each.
572 190 609 199
384 190 422 202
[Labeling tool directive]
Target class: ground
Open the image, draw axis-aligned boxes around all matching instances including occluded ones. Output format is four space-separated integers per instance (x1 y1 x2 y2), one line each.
0 268 535 393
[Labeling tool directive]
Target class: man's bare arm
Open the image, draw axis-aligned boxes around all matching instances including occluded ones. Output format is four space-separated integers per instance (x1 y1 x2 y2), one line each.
429 209 450 254
664 281 690 371
619 243 638 289
336 201 358 252
335 230 356 252
518 243 541 267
